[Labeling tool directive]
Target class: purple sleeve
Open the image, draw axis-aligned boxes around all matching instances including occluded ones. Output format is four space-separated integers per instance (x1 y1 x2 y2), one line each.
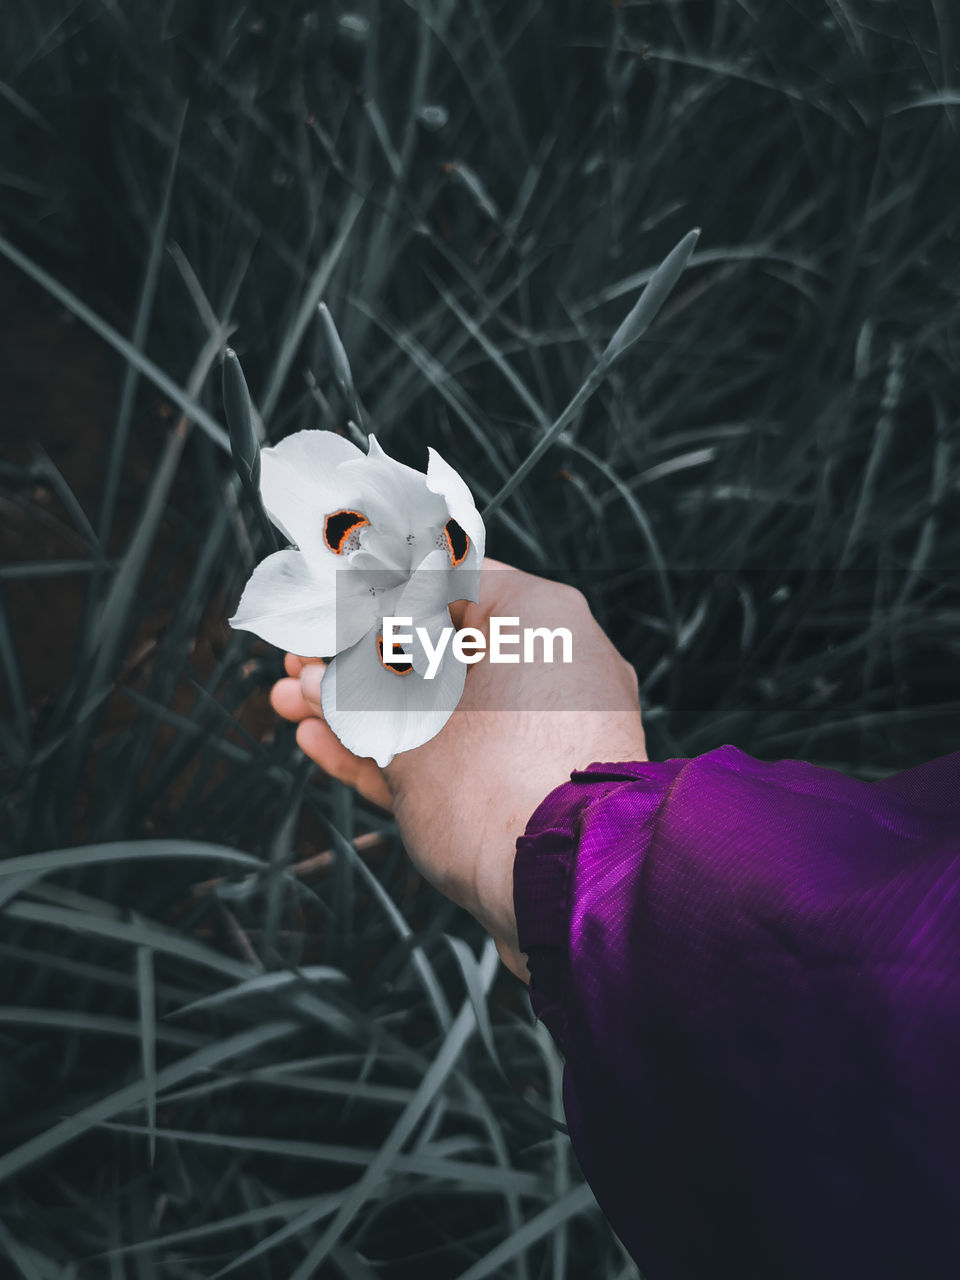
514 744 960 1280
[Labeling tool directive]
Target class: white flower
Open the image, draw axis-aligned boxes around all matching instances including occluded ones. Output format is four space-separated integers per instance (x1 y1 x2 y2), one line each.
229 430 485 766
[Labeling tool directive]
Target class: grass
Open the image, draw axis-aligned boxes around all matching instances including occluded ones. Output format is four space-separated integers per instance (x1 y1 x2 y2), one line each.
1 1 959 1275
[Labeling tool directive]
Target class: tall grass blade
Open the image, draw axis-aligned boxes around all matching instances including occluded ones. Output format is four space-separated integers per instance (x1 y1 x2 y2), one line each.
260 194 364 423
0 839 264 881
135 940 157 1165
0 583 29 746
0 1219 45 1280
452 1184 598 1280
222 348 263 492
482 229 700 520
100 1195 325 1257
317 302 362 426
0 1021 299 1186
87 329 224 691
210 940 499 1279
0 232 229 451
99 107 185 546
170 966 350 1018
319 819 452 1033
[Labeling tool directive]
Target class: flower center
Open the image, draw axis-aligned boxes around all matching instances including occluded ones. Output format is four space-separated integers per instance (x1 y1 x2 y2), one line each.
377 632 413 675
439 518 469 566
324 509 370 554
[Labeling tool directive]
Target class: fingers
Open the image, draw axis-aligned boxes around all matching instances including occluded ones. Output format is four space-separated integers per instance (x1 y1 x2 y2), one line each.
271 657 393 810
295 716 393 811
270 676 314 722
284 652 325 678
276 654 327 712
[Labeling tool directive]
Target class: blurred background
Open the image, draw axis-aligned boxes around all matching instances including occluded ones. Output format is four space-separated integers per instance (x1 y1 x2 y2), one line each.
1 2 958 1275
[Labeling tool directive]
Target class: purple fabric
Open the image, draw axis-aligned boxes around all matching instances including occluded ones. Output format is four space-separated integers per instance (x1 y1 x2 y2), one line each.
514 744 960 1279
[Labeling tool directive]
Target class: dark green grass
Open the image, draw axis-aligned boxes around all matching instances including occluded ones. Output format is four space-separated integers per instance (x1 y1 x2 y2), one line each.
1 1 959 1275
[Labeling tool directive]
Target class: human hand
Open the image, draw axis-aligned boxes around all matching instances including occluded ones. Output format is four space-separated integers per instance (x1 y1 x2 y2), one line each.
270 558 647 982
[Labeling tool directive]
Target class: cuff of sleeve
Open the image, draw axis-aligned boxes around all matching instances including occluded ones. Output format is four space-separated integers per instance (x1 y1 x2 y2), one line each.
513 759 682 1051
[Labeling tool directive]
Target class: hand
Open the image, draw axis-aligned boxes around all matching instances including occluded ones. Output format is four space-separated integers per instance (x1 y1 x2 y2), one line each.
270 558 647 982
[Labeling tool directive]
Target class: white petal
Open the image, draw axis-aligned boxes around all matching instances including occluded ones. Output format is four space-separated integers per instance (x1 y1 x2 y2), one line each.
349 526 412 589
397 547 457 612
259 430 365 561
229 549 378 656
408 607 458 677
335 435 448 555
426 447 486 599
321 621 467 767
393 548 458 673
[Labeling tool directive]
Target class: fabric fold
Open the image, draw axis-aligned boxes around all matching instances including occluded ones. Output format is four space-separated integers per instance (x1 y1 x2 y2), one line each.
513 745 960 1280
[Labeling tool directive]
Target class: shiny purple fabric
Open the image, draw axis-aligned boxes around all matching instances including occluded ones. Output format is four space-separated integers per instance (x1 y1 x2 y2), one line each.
514 745 960 1279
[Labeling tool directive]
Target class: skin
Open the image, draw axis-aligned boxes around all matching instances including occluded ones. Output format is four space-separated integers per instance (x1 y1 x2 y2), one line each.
270 557 647 983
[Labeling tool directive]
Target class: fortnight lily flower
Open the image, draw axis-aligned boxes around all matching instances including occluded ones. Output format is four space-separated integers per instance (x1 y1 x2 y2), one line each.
229 430 485 766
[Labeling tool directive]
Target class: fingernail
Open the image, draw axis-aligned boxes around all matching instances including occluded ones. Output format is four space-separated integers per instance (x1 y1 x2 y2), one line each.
301 664 324 703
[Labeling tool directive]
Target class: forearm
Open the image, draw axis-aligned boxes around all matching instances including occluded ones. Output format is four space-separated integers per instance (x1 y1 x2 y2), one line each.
388 704 647 985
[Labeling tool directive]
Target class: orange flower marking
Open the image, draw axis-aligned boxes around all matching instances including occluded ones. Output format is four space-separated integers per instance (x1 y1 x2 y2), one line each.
323 509 370 554
441 518 470 567
377 632 413 675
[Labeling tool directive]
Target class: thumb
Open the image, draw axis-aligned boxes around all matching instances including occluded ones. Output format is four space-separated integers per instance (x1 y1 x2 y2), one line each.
299 659 327 711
